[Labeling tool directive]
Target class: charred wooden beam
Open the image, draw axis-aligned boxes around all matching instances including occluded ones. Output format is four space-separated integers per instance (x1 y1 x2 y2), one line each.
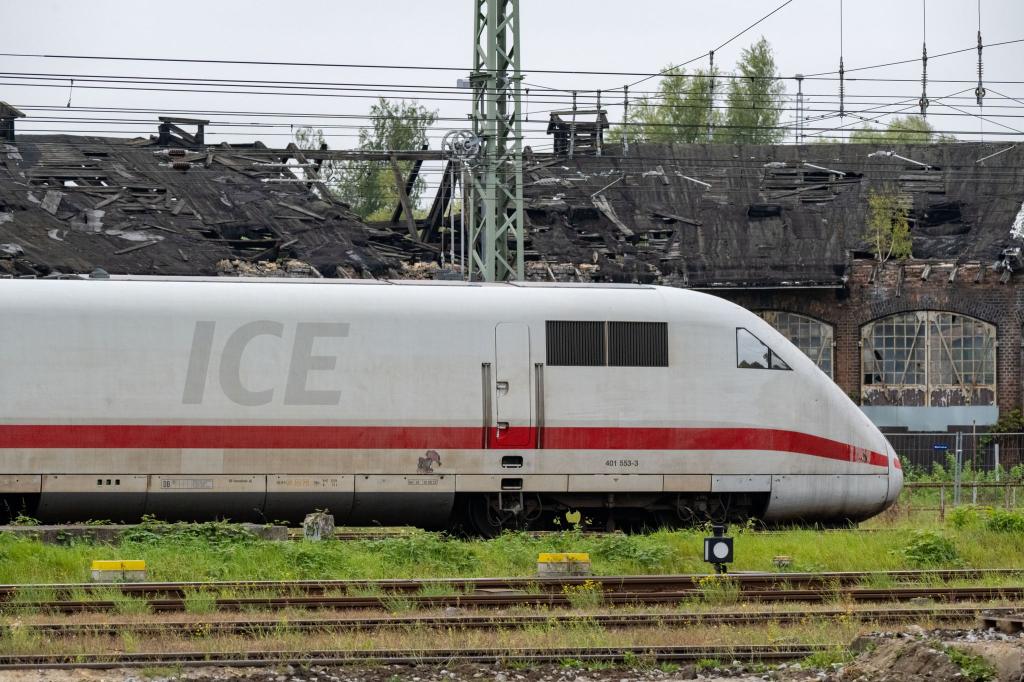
390 155 419 242
390 147 427 226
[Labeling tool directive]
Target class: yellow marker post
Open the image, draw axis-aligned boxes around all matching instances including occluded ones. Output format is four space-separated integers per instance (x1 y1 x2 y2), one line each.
90 560 147 582
537 552 592 577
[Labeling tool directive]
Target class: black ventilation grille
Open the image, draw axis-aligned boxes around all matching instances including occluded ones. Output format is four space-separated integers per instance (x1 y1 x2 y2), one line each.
546 321 668 367
546 321 605 366
609 321 669 367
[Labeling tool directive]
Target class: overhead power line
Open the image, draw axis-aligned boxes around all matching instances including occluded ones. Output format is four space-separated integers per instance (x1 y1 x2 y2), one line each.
2 36 1022 81
624 0 797 88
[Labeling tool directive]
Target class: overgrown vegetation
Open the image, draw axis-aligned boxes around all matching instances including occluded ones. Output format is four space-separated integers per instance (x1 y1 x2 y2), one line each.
609 37 786 145
949 505 1024 533
893 530 960 567
945 646 997 682
865 190 912 262
848 115 955 144
294 97 438 219
2 515 1021 585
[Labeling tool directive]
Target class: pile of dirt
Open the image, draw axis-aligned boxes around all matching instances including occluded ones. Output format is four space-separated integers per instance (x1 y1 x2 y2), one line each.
835 638 966 681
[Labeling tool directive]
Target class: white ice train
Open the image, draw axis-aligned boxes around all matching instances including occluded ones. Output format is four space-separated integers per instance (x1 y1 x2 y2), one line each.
0 276 902 533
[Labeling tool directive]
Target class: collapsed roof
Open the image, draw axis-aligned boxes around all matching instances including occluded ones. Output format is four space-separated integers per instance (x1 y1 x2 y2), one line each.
0 129 1021 287
521 142 1024 287
0 133 434 278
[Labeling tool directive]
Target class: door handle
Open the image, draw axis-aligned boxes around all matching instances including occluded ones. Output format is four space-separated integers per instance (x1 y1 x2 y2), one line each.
496 381 509 395
497 421 510 431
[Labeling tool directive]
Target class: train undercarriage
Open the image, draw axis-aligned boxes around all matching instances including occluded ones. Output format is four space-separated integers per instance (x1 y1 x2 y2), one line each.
2 491 773 536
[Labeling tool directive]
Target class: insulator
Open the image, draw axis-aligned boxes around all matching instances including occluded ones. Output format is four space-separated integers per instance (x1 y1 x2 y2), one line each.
920 44 929 116
171 160 192 171
838 58 845 118
976 30 986 105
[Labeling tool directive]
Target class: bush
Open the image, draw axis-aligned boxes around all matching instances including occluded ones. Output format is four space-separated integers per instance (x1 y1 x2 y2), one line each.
948 506 984 529
946 647 997 681
985 509 1024 533
590 533 671 571
120 518 257 546
895 530 960 567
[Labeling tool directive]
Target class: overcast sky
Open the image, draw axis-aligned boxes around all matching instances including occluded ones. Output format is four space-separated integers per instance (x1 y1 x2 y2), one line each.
3 0 1023 149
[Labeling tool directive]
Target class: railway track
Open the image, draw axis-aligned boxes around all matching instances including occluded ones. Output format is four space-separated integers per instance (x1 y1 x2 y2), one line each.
0 644 828 669
6 605 1002 637
2 568 1018 601
3 584 1021 613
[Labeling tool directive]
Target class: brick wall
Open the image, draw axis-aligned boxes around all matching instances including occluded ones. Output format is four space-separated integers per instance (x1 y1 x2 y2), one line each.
717 260 1024 424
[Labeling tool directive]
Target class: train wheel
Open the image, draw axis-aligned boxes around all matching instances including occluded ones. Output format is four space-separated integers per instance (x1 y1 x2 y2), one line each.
463 495 523 538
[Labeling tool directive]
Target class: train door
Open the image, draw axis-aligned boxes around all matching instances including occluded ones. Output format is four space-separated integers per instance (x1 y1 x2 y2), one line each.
491 323 534 449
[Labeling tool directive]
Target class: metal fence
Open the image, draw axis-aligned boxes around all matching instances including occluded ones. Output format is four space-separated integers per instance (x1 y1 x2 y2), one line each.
895 481 1023 520
887 432 1024 476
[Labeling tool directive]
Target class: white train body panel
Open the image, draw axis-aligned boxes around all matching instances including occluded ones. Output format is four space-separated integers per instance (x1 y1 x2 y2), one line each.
0 278 902 525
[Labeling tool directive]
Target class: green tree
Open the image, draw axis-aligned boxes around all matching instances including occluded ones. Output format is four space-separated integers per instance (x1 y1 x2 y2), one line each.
849 115 954 144
294 98 437 219
607 66 723 145
293 126 343 187
608 38 785 145
866 190 913 262
720 37 786 144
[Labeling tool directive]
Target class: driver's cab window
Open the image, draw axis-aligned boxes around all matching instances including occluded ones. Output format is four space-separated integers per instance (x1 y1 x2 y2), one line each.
736 328 791 370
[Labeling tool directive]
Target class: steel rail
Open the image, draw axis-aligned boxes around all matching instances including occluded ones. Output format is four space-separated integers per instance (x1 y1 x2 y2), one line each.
0 644 826 669
7 605 999 637
3 585 1022 613
1 568 1018 601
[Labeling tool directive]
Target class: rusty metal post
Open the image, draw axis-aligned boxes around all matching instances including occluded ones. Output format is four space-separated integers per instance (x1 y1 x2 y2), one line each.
939 484 945 521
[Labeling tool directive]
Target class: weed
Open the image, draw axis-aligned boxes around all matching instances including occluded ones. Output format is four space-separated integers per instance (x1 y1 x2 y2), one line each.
561 580 604 609
803 647 853 669
657 661 680 673
111 594 153 616
695 657 722 672
985 509 1024 533
948 506 984 529
10 514 39 527
140 666 184 679
946 646 997 681
380 595 418 613
894 530 960 567
858 572 895 589
591 533 670 572
416 582 460 598
504 658 533 670
183 590 217 614
696 574 740 605
345 583 385 598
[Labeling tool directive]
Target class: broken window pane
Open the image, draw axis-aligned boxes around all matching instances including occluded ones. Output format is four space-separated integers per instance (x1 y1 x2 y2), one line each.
861 311 996 407
758 311 834 378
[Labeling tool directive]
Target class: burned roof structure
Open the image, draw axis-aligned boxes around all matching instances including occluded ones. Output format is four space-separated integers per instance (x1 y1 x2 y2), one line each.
521 142 1024 288
1 115 1022 289
0 125 434 278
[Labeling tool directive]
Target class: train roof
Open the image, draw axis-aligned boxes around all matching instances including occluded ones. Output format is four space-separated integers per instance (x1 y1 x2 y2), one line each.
2 274 657 289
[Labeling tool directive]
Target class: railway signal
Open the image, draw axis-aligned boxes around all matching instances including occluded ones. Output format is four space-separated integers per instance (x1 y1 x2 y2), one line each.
704 524 734 574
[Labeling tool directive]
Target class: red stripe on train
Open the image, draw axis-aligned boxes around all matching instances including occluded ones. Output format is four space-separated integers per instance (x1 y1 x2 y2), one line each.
0 425 890 468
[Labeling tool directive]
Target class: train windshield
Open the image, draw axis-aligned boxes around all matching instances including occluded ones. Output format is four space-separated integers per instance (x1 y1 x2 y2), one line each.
736 328 791 370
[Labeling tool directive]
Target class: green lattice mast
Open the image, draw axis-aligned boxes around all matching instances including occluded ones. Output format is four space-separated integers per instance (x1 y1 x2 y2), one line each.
468 0 524 281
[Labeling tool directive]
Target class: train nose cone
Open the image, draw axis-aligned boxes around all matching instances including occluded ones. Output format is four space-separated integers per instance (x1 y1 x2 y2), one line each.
884 442 903 509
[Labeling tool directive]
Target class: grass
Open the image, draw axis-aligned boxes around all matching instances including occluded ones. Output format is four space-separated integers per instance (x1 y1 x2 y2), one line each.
183 590 217 615
945 645 998 682
0 513 1022 585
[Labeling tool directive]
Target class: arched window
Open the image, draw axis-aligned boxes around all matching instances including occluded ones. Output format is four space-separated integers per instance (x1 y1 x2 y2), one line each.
758 311 834 378
861 311 996 407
